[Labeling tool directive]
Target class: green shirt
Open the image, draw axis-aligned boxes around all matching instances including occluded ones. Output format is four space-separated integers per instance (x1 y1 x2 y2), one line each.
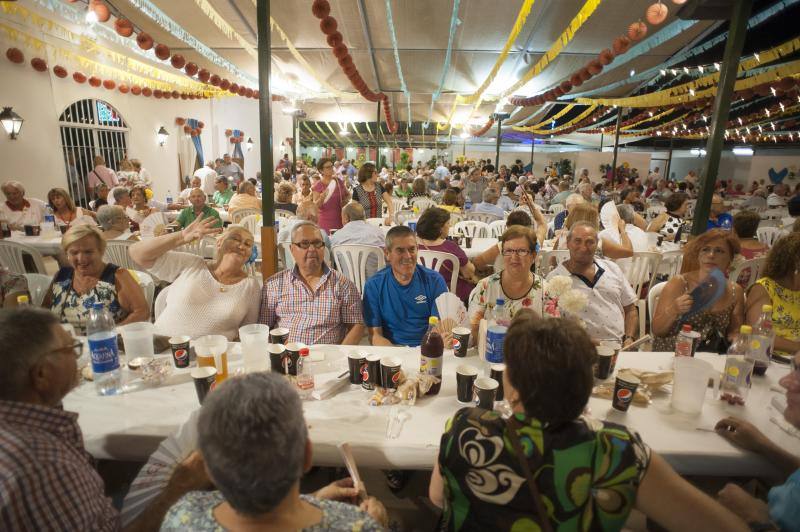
176 205 222 229
213 188 234 206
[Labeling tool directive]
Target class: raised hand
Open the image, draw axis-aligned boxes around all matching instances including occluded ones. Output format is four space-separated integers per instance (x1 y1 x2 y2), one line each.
181 215 221 244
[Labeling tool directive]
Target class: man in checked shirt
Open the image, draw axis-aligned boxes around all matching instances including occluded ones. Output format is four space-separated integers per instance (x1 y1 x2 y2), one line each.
0 308 211 531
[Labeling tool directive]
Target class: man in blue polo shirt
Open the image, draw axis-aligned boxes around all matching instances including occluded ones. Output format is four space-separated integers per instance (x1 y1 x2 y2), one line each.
363 226 448 346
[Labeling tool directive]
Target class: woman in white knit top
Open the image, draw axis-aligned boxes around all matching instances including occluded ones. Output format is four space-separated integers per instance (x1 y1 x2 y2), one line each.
129 217 260 340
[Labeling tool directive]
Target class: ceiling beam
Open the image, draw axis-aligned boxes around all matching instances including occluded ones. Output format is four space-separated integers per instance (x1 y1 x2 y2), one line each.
226 0 258 42
356 0 383 91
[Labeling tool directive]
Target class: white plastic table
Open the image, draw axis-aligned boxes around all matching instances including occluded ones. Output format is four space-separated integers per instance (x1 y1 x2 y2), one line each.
6 230 63 256
62 348 798 477
461 237 497 259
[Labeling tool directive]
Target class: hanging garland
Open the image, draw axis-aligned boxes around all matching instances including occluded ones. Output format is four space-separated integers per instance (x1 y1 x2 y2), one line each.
176 117 206 136
310 0 398 133
423 0 461 128
187 0 257 61
512 104 599 133
469 118 495 137
385 0 412 126
224 129 246 144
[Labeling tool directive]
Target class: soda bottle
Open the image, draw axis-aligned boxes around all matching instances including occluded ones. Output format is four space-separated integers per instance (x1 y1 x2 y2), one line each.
16 294 30 306
720 325 755 406
485 299 509 363
751 304 774 376
87 302 121 396
420 316 444 395
296 347 315 399
674 324 693 357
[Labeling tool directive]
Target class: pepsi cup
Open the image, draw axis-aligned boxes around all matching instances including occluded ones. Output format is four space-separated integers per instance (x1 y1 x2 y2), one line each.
270 327 289 345
362 354 381 391
452 327 470 358
347 352 367 385
456 364 478 403
268 344 286 372
380 356 402 390
474 377 498 410
169 335 191 369
284 342 305 376
191 366 217 404
612 371 640 412
489 363 505 401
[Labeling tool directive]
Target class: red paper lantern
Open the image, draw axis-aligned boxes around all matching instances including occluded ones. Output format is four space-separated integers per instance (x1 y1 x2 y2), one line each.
238 132 244 138
209 74 221 86
131 85 142 95
554 86 565 97
237 86 247 96
343 64 357 77
332 43 349 59
599 49 615 66
91 1 110 23
170 54 186 69
646 2 669 25
53 65 68 78
31 57 47 72
220 79 231 90
142 87 152 97
176 117 186 126
225 129 233 136
560 80 573 93
154 44 170 61
338 54 353 68
229 83 240 94
230 137 236 144
320 16 337 35
612 36 631 55
198 69 210 83
628 21 648 42
570 73 583 87
579 68 591 82
89 76 102 87
73 72 87 84
136 32 154 50
163 92 171 100
102 79 115 90
197 121 205 128
6 48 24 64
154 89 163 98
587 60 603 76
312 0 331 18
254 90 260 99
118 84 129 94
191 129 199 137
183 125 192 133
180 93 188 100
327 31 343 48
185 62 198 76
115 19 134 38
171 90 179 99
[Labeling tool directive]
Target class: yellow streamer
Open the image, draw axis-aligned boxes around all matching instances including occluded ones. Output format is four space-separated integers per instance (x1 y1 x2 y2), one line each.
189 0 257 61
620 108 675 131
523 104 576 130
513 104 597 133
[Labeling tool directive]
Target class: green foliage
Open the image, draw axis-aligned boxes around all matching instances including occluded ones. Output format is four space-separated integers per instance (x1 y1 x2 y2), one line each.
556 158 573 176
399 151 411 169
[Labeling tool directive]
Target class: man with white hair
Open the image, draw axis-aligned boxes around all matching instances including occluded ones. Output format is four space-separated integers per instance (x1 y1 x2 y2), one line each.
0 181 46 230
578 182 595 204
277 202 332 250
553 193 584 232
218 154 243 181
472 188 506 218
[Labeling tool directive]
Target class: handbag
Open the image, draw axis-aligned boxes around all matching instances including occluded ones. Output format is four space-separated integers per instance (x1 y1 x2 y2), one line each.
506 417 554 532
697 327 731 354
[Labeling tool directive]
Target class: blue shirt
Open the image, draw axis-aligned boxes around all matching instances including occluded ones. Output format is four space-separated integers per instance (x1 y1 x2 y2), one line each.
769 468 800 530
363 265 448 346
473 202 505 218
707 212 732 231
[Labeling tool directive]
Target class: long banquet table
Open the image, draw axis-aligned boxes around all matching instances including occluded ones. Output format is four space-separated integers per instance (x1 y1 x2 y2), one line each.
63 346 798 477
6 230 63 256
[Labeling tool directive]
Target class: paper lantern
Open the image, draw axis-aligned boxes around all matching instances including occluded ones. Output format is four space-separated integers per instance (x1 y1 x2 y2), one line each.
238 132 245 138
91 1 110 22
136 32 154 50
628 21 648 42
237 86 247 96
587 60 603 76
229 83 240 94
162 92 171 100
102 79 115 90
209 74 221 86
185 62 198 76
154 44 170 60
198 69 210 83
220 79 231 90
183 125 192 133
599 49 615 66
225 129 232 136
230 137 236 144
53 65 68 78
559 80 573 93
343 64 357 77
578 68 591 82
326 31 343 48
553 86 565 97
73 72 87 84
312 0 331 18
570 73 584 87
142 87 152 97
197 121 205 129
180 93 188 100
170 54 186 69
171 90 179 99
118 84 129 94
31 57 47 72
612 36 631 55
191 129 199 137
6 48 23 64
320 16 337 35
338 54 353 68
89 76 102 87
115 19 134 38
646 2 668 25
254 90 260 99
332 43 348 59
131 85 142 95
154 89 163 99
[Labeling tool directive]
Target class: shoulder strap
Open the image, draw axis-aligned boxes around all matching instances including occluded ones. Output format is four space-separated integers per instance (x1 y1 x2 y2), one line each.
505 417 554 532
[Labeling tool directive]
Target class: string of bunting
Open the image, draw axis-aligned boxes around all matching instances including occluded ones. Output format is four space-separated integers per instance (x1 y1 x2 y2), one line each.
188 0 257 60
512 104 598 133
423 0 461 128
384 0 412 129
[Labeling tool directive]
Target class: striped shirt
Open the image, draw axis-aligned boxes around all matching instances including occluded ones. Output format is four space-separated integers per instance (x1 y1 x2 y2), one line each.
0 400 118 531
259 265 363 345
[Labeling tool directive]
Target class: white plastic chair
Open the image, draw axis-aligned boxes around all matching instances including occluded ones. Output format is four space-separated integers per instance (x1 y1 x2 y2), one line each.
549 203 565 215
647 281 667 329
104 241 141 271
154 284 170 320
782 216 796 228
536 249 570 277
128 269 155 316
417 249 460 294
488 220 507 238
0 241 47 274
238 214 263 236
332 245 385 296
758 219 779 228
626 251 663 337
230 208 261 224
410 197 436 213
391 197 407 214
394 210 415 225
466 212 502 224
23 273 51 307
178 236 215 258
659 250 683 279
730 257 766 290
757 226 783 247
454 220 489 238
275 209 294 221
278 241 331 272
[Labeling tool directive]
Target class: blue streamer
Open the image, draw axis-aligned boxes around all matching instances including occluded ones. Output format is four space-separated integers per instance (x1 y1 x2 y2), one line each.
384 0 412 125
423 0 461 128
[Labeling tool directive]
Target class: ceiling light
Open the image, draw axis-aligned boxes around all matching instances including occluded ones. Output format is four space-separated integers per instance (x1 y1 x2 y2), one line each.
714 62 720 71
733 146 754 156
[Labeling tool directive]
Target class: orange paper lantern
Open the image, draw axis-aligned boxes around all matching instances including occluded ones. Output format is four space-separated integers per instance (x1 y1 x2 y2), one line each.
628 21 648 42
646 2 668 25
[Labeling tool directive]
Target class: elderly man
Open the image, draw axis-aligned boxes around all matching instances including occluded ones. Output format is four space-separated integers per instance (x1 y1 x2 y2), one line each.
547 222 638 347
176 188 222 229
550 180 573 206
226 181 261 215
179 176 203 202
86 155 118 192
768 183 789 208
331 203 386 278
497 181 518 212
553 193 584 232
212 176 234 206
194 161 218 195
0 308 210 530
462 167 489 206
260 221 364 345
0 181 46 230
278 202 332 249
472 188 506 218
218 153 243 181
107 186 132 209
577 182 595 204
707 194 733 230
363 226 448 346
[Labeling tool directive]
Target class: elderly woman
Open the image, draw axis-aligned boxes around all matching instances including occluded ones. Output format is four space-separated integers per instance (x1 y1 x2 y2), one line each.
429 315 747 530
125 186 158 225
648 191 689 241
437 187 462 214
129 217 260 340
352 162 394 223
416 207 478 302
275 182 297 214
161 373 387 531
653 229 745 352
732 210 769 259
312 158 349 232
409 177 430 201
97 205 133 241
90 182 110 211
43 225 148 334
745 233 800 358
227 181 262 215
47 187 96 227
468 225 544 342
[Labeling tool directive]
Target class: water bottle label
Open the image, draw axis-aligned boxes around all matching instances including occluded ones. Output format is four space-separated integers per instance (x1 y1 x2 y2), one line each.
420 355 442 378
486 330 505 363
89 335 120 373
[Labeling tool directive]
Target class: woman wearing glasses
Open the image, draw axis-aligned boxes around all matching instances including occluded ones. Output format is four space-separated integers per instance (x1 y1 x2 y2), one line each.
312 158 350 233
467 225 544 343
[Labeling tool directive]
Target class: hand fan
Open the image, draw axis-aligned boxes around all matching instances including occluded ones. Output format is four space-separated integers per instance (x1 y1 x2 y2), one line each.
600 201 620 236
139 212 169 239
435 292 467 336
680 268 726 321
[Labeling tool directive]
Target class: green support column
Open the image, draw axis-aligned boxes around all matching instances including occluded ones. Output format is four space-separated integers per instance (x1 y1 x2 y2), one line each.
611 110 623 182
256 0 276 277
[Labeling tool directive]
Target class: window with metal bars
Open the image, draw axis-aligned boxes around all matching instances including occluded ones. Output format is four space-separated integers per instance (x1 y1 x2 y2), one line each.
59 99 129 208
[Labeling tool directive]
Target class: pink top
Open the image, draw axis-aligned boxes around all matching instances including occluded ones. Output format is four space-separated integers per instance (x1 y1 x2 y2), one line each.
312 177 347 232
87 166 119 188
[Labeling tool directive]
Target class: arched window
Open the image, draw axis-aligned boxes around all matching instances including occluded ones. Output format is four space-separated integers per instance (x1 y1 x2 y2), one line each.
59 99 129 207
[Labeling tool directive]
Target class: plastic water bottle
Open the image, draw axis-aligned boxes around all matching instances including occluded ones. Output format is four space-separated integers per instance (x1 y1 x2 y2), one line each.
485 299 508 363
751 305 774 376
165 190 173 205
87 303 121 395
674 324 693 357
720 325 755 406
464 198 473 212
43 206 56 235
296 347 315 399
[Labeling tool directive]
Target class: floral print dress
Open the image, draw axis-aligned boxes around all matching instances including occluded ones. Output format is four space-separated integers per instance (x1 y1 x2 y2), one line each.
756 277 800 355
467 271 544 324
49 264 126 335
438 408 650 531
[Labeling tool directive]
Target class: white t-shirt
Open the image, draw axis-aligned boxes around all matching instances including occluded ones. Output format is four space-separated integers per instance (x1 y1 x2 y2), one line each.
0 197 46 227
149 252 260 340
547 258 637 342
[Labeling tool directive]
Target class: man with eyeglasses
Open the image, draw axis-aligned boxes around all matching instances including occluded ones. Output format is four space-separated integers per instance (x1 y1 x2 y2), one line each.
363 226 448 346
0 308 210 530
260 221 364 345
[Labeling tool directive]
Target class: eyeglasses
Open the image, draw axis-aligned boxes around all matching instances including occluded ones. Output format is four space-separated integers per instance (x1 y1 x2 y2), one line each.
52 341 83 359
501 248 533 257
292 240 325 250
699 246 728 256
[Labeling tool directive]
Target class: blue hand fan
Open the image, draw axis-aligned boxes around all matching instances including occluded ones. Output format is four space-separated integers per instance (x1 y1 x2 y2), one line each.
680 268 727 321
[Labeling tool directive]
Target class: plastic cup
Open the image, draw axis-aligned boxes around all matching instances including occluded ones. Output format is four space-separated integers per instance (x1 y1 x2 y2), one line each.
119 322 154 359
195 334 228 383
268 344 286 372
672 358 719 414
269 327 289 344
239 324 269 373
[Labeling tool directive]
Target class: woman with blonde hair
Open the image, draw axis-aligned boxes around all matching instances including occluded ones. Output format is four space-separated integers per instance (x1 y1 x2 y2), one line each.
47 187 96 228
